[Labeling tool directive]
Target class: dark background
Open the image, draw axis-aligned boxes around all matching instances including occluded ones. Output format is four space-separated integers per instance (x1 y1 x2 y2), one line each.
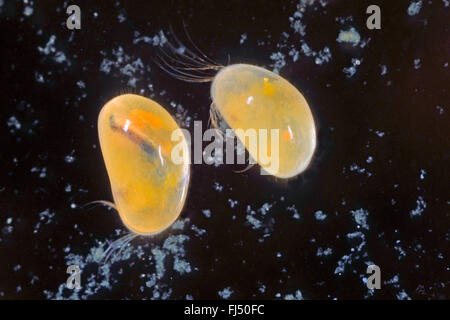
0 0 449 299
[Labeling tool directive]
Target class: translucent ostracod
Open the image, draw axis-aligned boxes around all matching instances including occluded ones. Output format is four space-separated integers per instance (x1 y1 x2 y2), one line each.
210 64 316 178
98 94 190 235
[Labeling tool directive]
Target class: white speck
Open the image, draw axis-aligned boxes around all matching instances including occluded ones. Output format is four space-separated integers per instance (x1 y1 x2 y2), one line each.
246 215 262 229
239 33 247 44
158 145 165 166
7 116 21 130
65 154 75 164
246 96 254 105
374 130 385 137
413 58 421 69
218 287 233 299
228 199 238 208
317 247 333 257
397 290 412 300
337 27 361 46
407 1 422 16
410 196 426 217
286 205 300 219
76 80 86 89
315 210 327 221
202 209 211 218
284 290 304 300
270 52 286 74
123 119 130 132
213 182 223 192
286 125 293 140
289 48 299 62
343 58 362 78
23 6 33 16
419 169 426 180
351 209 369 230
173 256 191 275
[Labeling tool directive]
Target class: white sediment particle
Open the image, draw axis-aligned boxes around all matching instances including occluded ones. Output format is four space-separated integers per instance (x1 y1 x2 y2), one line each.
38 35 70 65
99 47 148 87
35 72 44 83
314 47 331 65
145 272 157 288
151 248 166 279
419 169 426 180
286 205 300 219
45 238 150 299
290 13 306 36
76 80 85 89
284 290 304 300
366 156 373 164
258 283 266 293
133 30 167 46
289 48 299 62
380 64 387 76
65 153 75 163
288 2 332 65
316 247 333 257
218 287 233 299
370 129 385 137
24 6 33 16
335 230 367 275
173 256 191 275
171 218 189 230
31 166 47 178
343 58 361 78
394 243 406 260
7 116 21 130
54 51 67 64
191 224 206 238
335 15 353 24
350 209 369 230
228 199 238 208
213 181 223 192
246 215 262 229
349 163 372 177
39 209 55 224
397 290 412 300
38 35 56 55
337 27 361 46
270 52 286 74
163 234 189 255
258 203 272 215
385 274 399 285
334 255 351 274
407 1 422 16
239 33 247 44
314 210 327 221
202 209 211 218
413 58 421 69
117 12 126 23
410 196 426 217
436 105 444 114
